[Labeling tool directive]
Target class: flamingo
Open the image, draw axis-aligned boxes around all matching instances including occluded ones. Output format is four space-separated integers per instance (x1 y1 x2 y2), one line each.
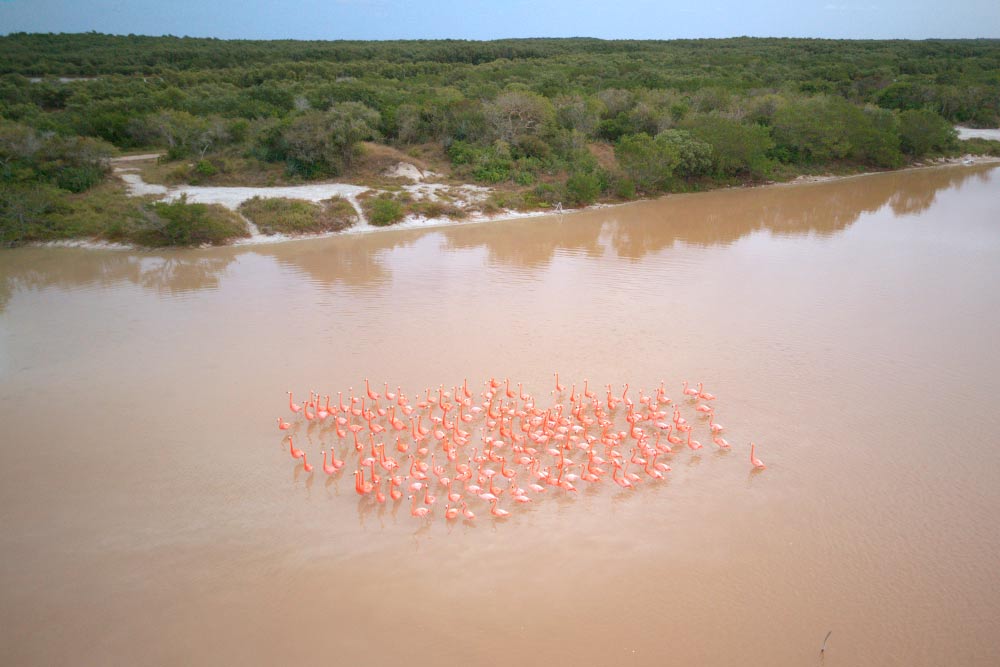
686 430 703 451
276 375 754 522
489 498 510 518
288 391 301 413
408 495 430 518
708 410 725 433
322 450 337 475
330 447 345 470
355 470 373 495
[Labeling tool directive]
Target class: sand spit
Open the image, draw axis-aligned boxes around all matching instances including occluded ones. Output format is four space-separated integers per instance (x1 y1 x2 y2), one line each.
956 127 1000 141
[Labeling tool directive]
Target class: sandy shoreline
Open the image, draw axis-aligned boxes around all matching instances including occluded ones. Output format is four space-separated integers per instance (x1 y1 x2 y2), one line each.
39 153 1000 251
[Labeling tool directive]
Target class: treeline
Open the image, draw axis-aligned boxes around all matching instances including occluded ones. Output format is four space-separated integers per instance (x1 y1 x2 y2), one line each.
1 34 999 246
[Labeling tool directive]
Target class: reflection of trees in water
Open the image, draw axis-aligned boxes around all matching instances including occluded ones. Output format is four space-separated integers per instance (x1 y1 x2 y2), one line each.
249 233 415 290
0 232 421 311
439 165 995 269
609 165 993 260
0 248 236 311
441 216 603 269
0 165 994 312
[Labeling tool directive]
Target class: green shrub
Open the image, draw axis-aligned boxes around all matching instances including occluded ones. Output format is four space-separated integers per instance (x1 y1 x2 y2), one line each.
899 109 958 157
532 182 565 206
238 195 357 234
613 176 636 199
194 159 218 178
0 184 68 246
407 199 467 219
565 171 601 205
447 140 477 165
137 195 249 246
364 194 405 226
54 164 105 193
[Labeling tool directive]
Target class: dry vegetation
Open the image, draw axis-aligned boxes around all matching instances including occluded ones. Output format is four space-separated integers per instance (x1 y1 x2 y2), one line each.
238 196 357 234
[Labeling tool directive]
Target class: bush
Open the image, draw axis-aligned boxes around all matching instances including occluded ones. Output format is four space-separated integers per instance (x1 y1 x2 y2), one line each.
615 133 679 193
364 193 405 226
899 109 958 157
406 199 467 220
54 164 105 193
684 115 775 179
137 195 249 246
613 176 636 199
238 195 357 234
565 171 601 206
0 184 67 246
193 159 218 178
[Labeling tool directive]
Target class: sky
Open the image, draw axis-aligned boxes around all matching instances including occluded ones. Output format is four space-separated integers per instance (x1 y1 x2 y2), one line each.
1 0 998 40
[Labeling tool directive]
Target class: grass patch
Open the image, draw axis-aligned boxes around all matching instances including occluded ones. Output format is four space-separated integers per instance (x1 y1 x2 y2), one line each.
144 154 288 187
133 195 249 247
404 199 468 220
361 192 406 226
956 138 1000 157
238 196 357 235
1 180 152 247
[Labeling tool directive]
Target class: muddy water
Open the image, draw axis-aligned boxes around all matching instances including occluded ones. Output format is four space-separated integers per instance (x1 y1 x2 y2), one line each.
2 164 1000 666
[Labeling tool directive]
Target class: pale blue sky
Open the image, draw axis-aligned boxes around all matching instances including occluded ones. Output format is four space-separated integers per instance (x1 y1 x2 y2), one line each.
1 0 998 39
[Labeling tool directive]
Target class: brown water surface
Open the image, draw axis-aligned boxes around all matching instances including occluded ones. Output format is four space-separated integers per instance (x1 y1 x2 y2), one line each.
2 165 1000 666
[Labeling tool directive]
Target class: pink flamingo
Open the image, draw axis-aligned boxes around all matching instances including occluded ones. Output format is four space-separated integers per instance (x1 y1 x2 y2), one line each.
708 410 725 433
696 383 716 401
288 437 304 459
686 430 703 451
355 470 373 495
301 452 313 473
322 450 337 475
408 495 430 518
750 442 766 469
288 391 301 413
682 380 700 398
489 498 510 518
277 417 291 430
329 447 345 470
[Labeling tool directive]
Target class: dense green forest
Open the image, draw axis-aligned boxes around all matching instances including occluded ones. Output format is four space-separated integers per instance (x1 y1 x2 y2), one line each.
2 33 999 246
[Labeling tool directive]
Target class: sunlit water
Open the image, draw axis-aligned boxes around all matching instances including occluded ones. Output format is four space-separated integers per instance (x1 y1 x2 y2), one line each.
2 164 1000 666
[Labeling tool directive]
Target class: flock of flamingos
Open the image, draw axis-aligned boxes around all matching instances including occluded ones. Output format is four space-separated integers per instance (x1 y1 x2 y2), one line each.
277 373 766 521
